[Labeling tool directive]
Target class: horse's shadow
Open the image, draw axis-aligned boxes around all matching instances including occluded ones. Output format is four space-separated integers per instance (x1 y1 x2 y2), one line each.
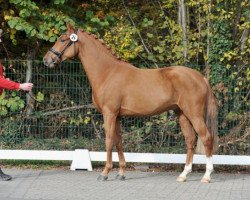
7 169 71 179
7 169 244 183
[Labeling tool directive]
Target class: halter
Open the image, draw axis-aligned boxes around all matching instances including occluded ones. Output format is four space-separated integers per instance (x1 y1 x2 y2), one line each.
49 29 78 60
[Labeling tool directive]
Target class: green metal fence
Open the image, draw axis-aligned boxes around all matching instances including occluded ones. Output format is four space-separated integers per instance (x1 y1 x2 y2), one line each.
0 60 249 155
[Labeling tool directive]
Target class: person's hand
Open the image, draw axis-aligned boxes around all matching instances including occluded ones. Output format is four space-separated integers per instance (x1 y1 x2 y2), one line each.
19 83 33 91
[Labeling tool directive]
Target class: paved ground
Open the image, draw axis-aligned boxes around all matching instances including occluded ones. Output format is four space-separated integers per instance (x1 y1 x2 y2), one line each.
0 168 249 200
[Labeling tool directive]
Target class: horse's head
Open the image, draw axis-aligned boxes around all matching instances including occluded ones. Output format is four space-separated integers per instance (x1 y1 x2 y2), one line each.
43 23 79 67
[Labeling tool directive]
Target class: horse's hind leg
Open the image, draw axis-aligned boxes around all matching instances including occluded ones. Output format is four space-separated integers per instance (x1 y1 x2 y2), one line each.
115 120 126 180
177 112 196 182
189 117 214 183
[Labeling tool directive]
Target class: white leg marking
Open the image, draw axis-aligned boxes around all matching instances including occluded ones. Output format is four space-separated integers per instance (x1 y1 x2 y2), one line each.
177 163 192 182
201 157 213 183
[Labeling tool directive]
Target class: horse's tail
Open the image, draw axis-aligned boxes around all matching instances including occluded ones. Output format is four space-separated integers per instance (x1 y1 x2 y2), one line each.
196 78 219 154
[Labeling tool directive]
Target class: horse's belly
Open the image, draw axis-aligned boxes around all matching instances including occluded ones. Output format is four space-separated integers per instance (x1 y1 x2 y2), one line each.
120 97 175 116
120 107 167 116
119 83 177 116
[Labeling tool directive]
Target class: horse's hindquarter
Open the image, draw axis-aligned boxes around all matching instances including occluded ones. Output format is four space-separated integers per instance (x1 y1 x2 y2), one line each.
119 68 178 116
166 66 209 114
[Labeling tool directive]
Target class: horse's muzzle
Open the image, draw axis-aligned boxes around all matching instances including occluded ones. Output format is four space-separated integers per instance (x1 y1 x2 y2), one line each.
43 57 49 67
43 57 55 68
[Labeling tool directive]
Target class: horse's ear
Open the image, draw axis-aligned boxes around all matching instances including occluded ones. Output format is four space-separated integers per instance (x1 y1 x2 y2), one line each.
66 22 74 33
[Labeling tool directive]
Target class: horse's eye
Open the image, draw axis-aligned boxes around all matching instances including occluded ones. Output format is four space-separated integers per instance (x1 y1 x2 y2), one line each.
61 39 66 43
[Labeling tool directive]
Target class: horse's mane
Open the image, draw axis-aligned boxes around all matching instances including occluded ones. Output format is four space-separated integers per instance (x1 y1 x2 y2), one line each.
79 29 122 62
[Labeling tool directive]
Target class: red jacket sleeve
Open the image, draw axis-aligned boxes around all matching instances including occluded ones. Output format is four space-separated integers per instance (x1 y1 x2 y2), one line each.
0 62 20 93
0 76 20 90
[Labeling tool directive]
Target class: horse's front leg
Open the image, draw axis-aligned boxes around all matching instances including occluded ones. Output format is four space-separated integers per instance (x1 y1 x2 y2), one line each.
97 111 117 181
115 120 126 180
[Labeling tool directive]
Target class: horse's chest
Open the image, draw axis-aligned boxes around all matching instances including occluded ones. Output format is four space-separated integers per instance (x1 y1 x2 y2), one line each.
92 93 102 112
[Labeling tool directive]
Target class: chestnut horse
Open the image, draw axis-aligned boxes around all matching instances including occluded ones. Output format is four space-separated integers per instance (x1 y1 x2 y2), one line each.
43 23 218 183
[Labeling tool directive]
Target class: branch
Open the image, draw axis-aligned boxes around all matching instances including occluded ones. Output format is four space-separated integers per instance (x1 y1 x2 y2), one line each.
121 0 159 68
156 0 173 39
90 116 102 139
25 104 95 118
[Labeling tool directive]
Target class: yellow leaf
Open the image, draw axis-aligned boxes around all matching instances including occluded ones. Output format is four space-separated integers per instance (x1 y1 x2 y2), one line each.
54 29 59 34
4 15 11 20
84 116 91 124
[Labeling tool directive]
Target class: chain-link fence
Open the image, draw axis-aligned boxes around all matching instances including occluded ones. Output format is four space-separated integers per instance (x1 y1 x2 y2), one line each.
0 60 249 155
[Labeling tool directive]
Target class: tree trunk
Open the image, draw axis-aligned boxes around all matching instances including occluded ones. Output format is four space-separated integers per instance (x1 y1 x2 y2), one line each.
196 2 201 65
178 2 182 25
25 58 34 117
232 0 242 40
240 28 249 52
25 41 41 117
179 0 188 63
205 0 212 73
25 41 40 135
25 42 41 117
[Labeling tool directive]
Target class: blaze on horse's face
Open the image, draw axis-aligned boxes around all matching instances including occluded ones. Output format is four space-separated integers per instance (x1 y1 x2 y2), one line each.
43 24 78 68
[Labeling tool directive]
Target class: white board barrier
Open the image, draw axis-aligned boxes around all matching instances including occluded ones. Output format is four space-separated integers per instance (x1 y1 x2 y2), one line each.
0 149 249 171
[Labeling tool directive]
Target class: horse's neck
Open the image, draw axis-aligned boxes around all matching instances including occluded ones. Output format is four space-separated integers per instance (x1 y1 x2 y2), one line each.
78 38 118 90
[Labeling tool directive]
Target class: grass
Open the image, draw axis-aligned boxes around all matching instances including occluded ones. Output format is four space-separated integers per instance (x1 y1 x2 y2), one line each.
1 160 72 170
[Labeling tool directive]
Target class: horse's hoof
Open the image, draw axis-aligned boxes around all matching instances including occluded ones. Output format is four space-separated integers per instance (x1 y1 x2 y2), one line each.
97 174 108 181
115 174 126 181
201 177 211 183
176 176 186 182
